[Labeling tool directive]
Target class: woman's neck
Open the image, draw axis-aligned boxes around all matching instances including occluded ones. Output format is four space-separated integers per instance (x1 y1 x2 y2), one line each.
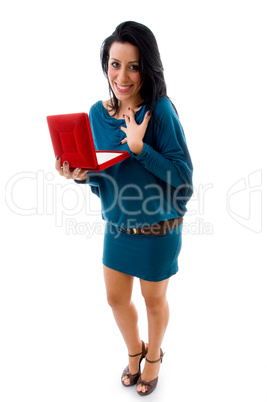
103 96 144 119
117 97 143 116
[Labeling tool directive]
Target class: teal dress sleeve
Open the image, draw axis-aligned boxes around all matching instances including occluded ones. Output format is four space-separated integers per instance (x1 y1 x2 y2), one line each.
134 98 193 201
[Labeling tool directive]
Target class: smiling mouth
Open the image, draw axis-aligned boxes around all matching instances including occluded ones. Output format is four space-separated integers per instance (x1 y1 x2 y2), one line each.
114 82 133 93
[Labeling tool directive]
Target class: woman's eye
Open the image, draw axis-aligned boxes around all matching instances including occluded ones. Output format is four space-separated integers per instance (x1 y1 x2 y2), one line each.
110 62 139 71
130 65 139 71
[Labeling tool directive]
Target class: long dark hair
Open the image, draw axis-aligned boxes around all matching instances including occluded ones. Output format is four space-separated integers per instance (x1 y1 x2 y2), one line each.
100 21 178 116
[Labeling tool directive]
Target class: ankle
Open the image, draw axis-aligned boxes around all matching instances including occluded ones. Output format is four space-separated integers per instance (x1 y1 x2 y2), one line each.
146 348 164 363
128 339 143 357
146 351 161 361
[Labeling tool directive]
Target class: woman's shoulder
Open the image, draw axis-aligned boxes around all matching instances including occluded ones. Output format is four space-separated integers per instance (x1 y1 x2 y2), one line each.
101 99 110 110
153 97 178 119
89 100 103 114
90 99 114 117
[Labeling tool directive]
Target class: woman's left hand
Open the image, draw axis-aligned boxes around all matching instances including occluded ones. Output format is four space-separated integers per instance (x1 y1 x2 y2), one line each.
120 108 151 155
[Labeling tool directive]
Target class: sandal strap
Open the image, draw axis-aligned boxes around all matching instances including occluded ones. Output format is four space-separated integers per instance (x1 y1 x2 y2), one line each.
128 340 146 358
136 376 159 396
146 348 164 364
129 351 143 358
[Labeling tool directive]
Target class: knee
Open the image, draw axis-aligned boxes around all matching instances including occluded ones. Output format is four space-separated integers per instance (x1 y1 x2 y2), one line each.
142 294 167 314
106 291 131 309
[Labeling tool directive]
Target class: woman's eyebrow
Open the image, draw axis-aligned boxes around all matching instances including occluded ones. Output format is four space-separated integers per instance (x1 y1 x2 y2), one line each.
110 58 139 64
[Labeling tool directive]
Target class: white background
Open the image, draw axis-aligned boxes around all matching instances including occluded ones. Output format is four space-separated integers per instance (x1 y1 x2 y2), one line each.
1 0 266 401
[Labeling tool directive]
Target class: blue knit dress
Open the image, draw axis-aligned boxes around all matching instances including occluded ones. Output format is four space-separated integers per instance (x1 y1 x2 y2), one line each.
78 97 193 281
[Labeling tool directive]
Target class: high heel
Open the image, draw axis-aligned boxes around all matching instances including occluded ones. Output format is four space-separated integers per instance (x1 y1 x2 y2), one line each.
136 348 164 396
121 340 148 387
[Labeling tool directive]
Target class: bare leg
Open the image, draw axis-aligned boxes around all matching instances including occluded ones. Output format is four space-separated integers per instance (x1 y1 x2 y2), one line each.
103 265 144 385
137 278 170 393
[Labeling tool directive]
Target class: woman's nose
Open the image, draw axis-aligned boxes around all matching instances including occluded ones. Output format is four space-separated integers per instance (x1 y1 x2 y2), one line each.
117 68 128 83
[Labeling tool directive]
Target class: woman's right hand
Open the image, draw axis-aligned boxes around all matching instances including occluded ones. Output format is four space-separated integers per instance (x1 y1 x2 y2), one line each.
55 156 89 181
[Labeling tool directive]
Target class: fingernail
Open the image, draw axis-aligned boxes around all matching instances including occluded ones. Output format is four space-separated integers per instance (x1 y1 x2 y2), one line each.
56 155 59 160
128 107 130 110
122 114 125 118
64 161 68 166
148 110 151 116
120 141 123 144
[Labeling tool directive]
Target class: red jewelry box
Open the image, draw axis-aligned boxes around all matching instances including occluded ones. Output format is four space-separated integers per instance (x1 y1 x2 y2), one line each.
47 112 130 171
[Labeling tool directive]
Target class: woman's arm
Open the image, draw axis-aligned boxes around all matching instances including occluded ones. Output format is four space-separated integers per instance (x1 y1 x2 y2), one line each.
134 99 193 198
55 157 100 197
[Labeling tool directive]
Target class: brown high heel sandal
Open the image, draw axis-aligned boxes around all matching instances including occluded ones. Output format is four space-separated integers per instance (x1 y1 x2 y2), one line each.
136 348 164 396
121 341 148 387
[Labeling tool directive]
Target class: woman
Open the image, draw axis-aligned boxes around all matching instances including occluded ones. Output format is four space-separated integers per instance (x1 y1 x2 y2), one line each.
56 21 193 396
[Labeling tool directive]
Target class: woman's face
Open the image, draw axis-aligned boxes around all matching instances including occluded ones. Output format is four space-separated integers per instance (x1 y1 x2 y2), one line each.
108 41 143 105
